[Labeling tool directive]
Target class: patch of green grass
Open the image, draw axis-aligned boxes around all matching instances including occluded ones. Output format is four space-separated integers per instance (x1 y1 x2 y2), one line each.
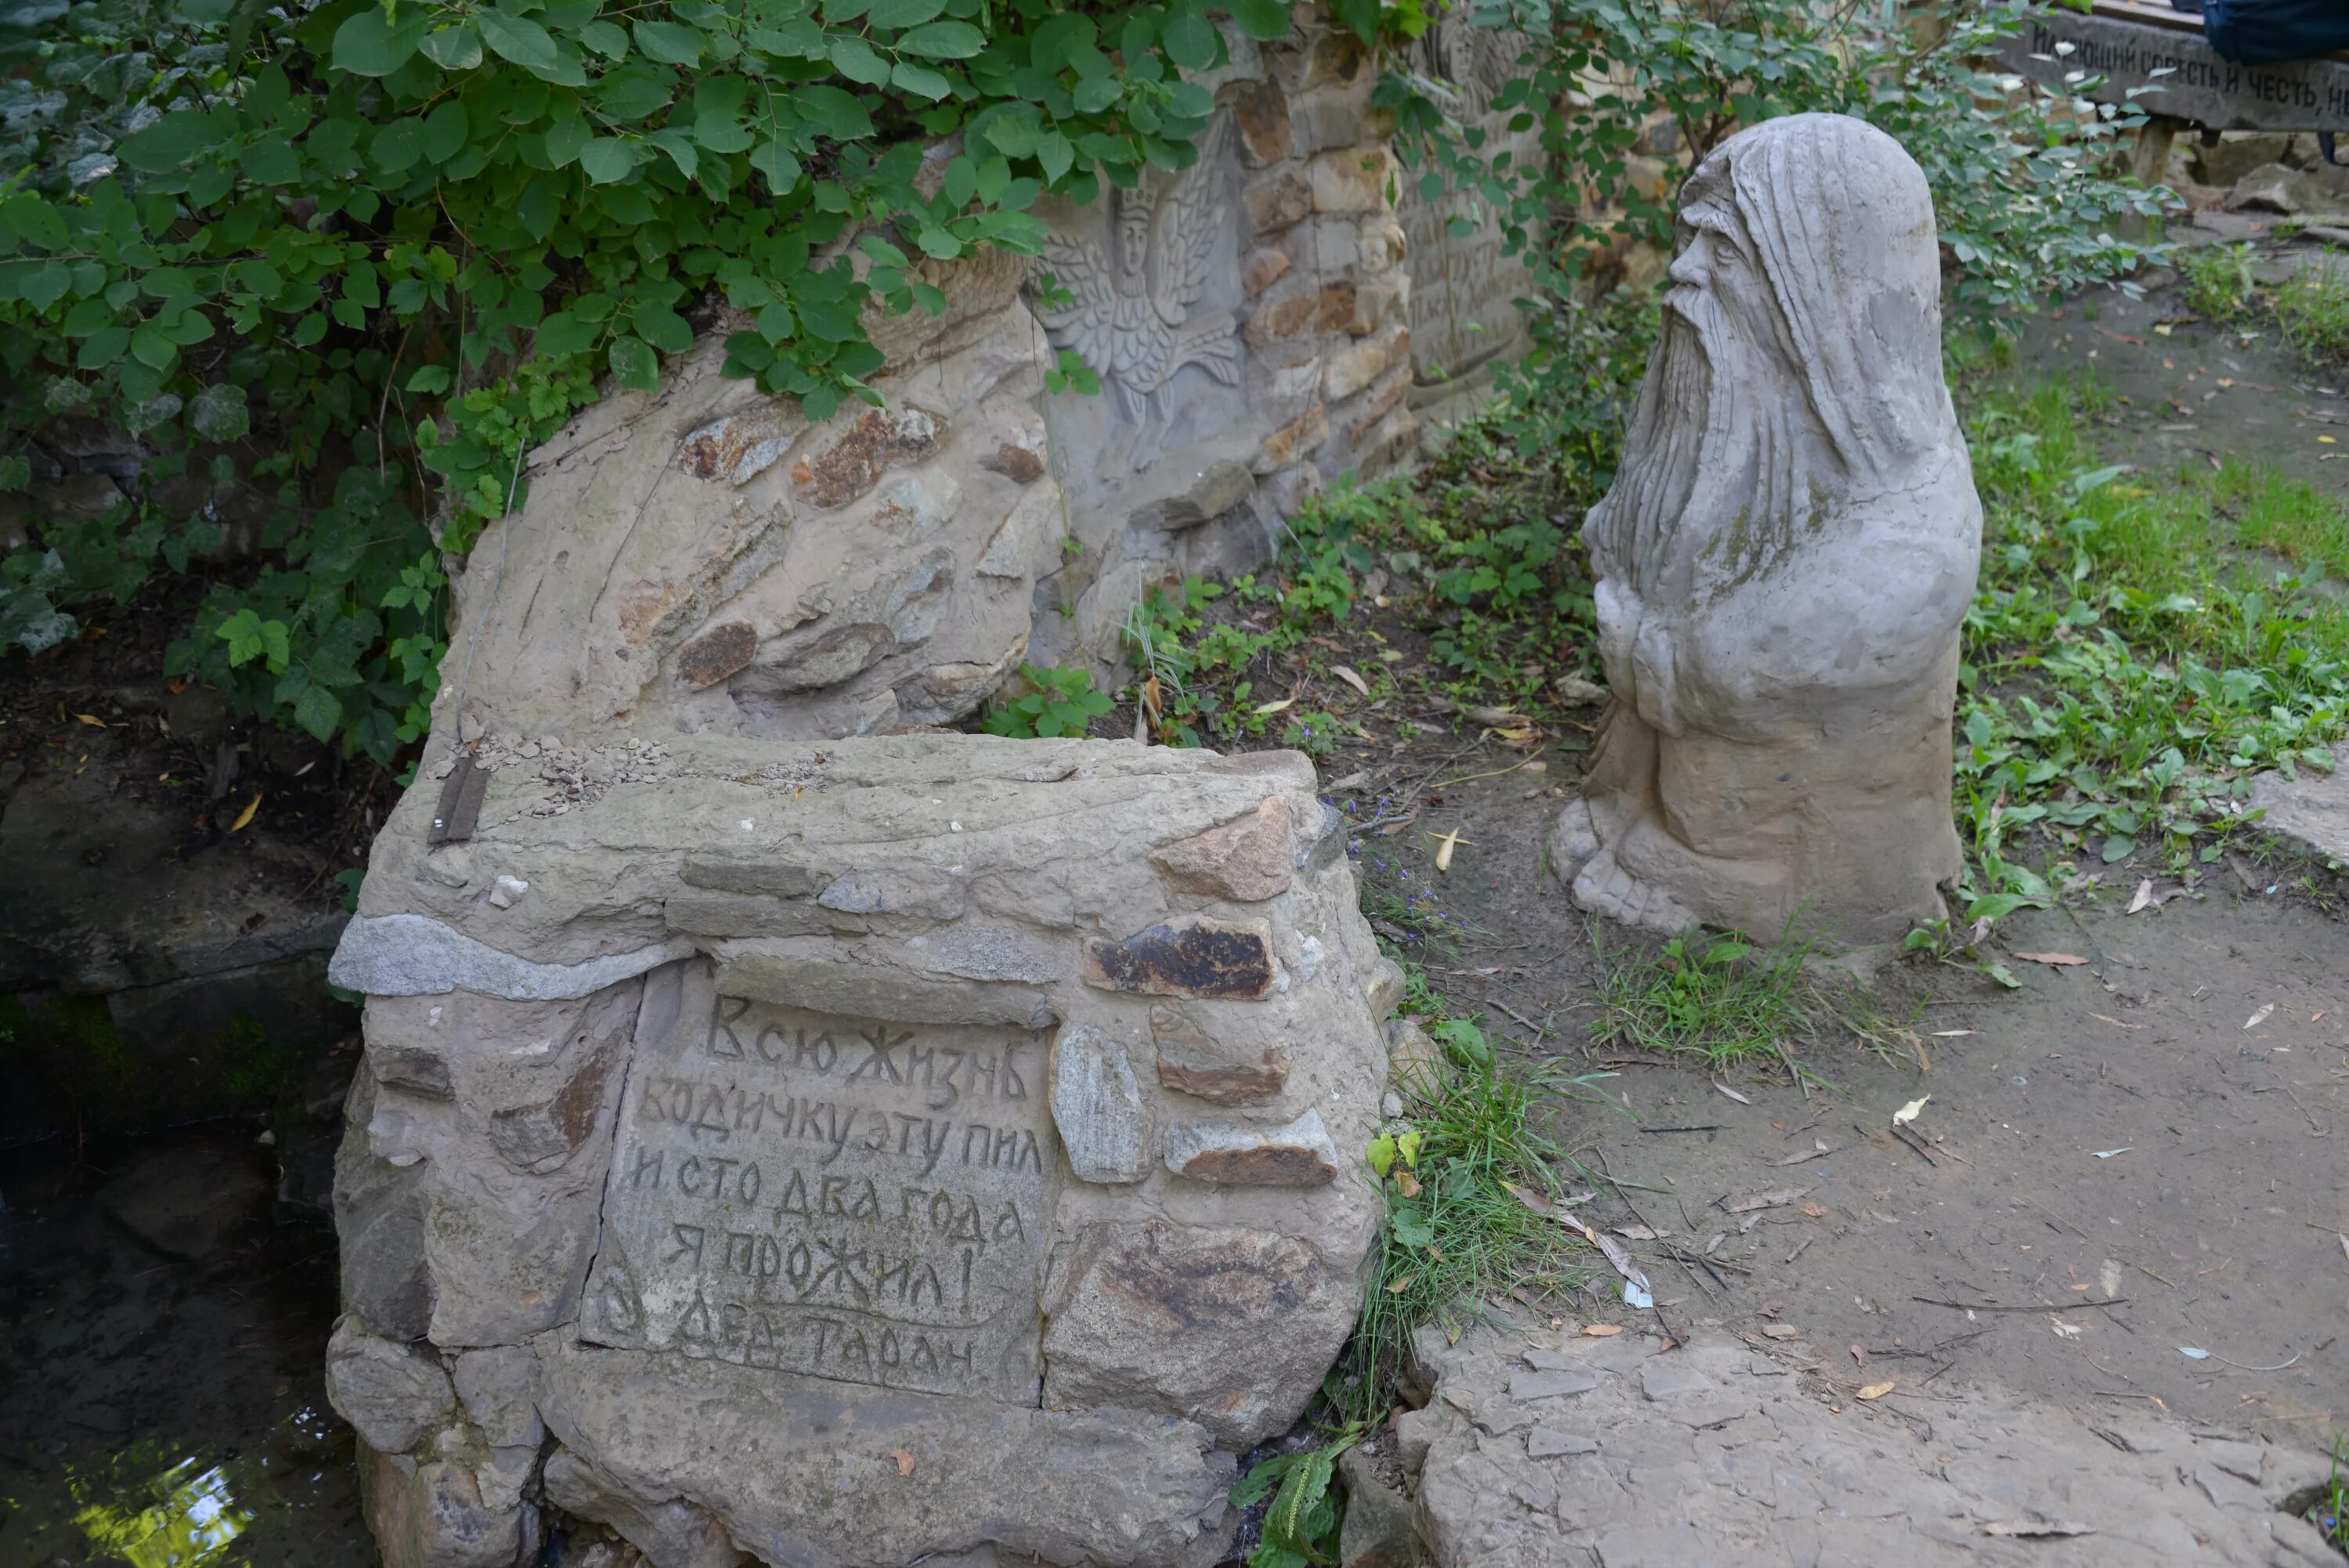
1588 929 1817 1069
2270 250 2349 361
1954 376 2349 903
2172 241 2349 360
1340 1009 1599 1424
2178 241 2257 321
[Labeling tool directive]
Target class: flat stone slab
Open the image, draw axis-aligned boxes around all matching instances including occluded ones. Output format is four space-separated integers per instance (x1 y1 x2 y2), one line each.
1407 1322 2339 1568
2250 743 2349 865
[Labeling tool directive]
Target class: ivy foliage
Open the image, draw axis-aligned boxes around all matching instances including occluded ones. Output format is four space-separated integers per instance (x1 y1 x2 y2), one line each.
1383 0 2174 373
0 0 1318 759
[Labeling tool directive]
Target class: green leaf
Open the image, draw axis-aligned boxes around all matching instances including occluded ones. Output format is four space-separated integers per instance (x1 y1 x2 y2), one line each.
749 139 803 193
864 0 943 26
330 6 428 75
633 303 692 353
405 365 453 394
294 681 343 740
418 23 484 69
609 333 659 391
579 18 629 56
477 10 560 70
371 117 425 175
1160 9 1218 70
798 84 875 140
1365 1134 1396 1179
578 136 642 184
897 19 983 56
1229 0 1290 38
240 136 301 185
648 128 699 179
543 114 592 167
889 59 951 99
116 109 225 172
2 193 66 251
1037 130 1074 184
632 19 703 65
2099 833 2134 863
829 35 891 84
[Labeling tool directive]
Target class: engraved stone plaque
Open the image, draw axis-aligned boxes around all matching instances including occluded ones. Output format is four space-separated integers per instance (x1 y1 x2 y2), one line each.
582 980 1057 1404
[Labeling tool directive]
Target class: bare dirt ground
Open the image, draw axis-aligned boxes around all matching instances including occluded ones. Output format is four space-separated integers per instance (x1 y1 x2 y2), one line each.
1335 716 2347 1432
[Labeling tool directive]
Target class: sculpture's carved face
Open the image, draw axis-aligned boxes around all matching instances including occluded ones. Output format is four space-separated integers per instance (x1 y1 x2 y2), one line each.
1113 193 1151 285
1664 159 1781 384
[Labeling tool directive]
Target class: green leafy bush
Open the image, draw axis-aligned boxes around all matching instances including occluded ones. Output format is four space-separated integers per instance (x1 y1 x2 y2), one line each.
980 661 1112 737
0 0 1328 760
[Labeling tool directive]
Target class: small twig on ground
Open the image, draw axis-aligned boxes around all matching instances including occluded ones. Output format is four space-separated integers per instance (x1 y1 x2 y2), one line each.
1638 1125 1726 1135
1913 1296 2131 1314
1784 1235 1817 1266
1488 997 1546 1037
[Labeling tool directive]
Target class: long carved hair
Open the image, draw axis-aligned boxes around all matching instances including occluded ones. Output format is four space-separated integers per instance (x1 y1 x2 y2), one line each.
1589 114 1961 608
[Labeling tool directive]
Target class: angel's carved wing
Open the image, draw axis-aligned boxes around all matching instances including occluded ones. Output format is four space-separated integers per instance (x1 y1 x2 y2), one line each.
1033 231 1120 374
1149 110 1231 329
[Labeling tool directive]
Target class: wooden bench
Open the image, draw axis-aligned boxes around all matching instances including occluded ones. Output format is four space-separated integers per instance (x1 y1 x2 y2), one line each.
1994 0 2349 188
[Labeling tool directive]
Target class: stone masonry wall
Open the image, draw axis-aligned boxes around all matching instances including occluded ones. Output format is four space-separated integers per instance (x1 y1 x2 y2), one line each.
424 8 1424 752
323 733 1407 1568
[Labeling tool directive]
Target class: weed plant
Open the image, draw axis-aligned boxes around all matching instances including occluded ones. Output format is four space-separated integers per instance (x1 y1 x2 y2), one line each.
1587 930 1816 1069
1340 1012 1597 1425
1957 377 2349 907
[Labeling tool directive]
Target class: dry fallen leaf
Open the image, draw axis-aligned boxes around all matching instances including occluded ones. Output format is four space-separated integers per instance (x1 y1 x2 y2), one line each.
2012 951 2088 967
1385 1273 1420 1294
74 712 106 727
1429 827 1470 874
1771 1141 1832 1166
1759 1324 1804 1341
1849 1344 1867 1368
2242 1003 2275 1030
1581 1324 1623 1337
2126 878 2154 915
1712 1080 1752 1105
891 1449 915 1478
230 793 262 833
1252 696 1295 716
1893 1095 1930 1126
1393 1169 1421 1199
1856 1380 1896 1401
1505 1182 1554 1218
1330 664 1371 698
1723 1186 1811 1213
1798 1201 1828 1219
1613 1224 1662 1242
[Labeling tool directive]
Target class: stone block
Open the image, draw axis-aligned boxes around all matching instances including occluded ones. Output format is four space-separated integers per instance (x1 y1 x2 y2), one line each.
1150 795 1299 901
1257 405 1330 475
1084 914 1277 1000
1309 147 1394 214
359 1446 532 1568
675 622 758 690
1337 1446 1423 1568
1158 460 1257 528
1246 285 1323 348
1243 248 1294 294
1052 1024 1147 1183
1232 80 1294 166
792 405 940 509
1041 1220 1359 1446
453 1346 544 1450
1246 168 1315 237
1326 324 1411 401
1166 1108 1338 1185
327 1314 456 1454
1344 366 1414 448
1349 279 1405 337
1151 1001 1286 1104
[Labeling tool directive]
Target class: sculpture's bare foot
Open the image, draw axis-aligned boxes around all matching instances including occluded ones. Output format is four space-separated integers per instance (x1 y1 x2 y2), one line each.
1548 797 1602 888
1571 851 1698 935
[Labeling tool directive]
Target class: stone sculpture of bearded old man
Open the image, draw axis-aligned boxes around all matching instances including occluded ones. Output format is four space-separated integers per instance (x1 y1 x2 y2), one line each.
1551 114 1981 946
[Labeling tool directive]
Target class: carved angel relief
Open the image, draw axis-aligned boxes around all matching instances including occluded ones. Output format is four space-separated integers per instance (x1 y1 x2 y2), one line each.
1031 113 1240 471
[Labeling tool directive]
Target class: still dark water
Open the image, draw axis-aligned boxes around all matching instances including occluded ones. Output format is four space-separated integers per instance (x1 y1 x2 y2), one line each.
0 1130 373 1568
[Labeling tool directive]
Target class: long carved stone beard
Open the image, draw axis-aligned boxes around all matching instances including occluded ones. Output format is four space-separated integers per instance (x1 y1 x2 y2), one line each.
1592 299 1714 605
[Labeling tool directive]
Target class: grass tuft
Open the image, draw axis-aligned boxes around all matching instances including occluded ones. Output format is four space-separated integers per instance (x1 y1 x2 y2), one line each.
1340 1008 1601 1424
